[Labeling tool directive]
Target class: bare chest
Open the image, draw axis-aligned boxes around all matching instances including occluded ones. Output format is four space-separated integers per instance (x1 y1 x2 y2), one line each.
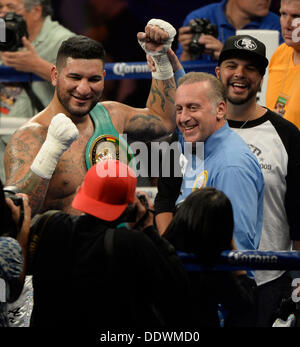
43 133 91 212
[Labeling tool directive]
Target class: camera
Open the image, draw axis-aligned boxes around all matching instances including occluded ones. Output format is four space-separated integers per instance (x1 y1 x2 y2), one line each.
126 194 149 223
188 18 218 57
4 185 24 233
137 194 149 210
0 12 28 52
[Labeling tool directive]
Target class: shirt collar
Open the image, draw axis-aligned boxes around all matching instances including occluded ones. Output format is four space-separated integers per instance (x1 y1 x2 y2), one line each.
204 122 229 158
32 16 51 45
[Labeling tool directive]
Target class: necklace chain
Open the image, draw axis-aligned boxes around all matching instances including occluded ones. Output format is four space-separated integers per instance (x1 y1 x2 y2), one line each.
239 117 251 129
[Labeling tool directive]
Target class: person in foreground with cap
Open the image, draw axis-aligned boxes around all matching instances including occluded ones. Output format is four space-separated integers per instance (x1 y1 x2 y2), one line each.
215 34 300 327
24 159 189 328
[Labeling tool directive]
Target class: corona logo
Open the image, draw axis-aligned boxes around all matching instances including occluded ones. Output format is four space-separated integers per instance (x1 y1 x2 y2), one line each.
228 251 278 264
113 63 150 77
0 18 5 43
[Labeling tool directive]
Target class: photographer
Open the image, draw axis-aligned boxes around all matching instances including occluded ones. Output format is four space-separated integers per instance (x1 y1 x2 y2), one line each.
177 0 282 62
26 159 189 327
0 179 31 327
0 0 74 181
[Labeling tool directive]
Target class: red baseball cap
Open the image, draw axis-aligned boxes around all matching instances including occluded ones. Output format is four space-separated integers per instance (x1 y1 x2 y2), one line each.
72 159 137 221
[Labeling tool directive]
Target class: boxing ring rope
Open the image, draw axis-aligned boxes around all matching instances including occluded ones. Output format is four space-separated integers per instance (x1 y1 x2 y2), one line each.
179 250 300 271
0 61 217 82
0 61 216 135
1 63 300 273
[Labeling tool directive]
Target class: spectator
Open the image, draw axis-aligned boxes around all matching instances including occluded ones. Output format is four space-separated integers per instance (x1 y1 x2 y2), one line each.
154 71 264 285
0 0 75 181
0 179 31 327
215 33 300 326
177 0 282 62
26 159 189 327
164 187 256 327
4 20 177 216
266 0 300 129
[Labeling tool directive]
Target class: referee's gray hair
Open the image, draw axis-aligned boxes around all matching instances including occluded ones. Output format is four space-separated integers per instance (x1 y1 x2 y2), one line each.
178 72 226 109
23 0 53 17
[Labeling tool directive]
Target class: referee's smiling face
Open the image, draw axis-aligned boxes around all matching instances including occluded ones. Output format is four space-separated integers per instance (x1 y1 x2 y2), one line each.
176 81 226 143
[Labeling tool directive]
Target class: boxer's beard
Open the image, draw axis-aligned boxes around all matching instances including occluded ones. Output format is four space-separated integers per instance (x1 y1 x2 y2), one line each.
56 83 100 117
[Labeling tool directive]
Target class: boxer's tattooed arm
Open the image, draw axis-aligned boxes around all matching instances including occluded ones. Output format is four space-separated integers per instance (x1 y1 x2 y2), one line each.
110 77 176 141
15 172 49 215
4 124 49 215
127 78 176 141
149 79 175 110
127 114 168 142
149 83 166 111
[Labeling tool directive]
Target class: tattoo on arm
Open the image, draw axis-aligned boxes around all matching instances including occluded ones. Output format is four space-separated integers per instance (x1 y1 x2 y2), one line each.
150 84 165 111
127 114 168 142
162 79 175 105
4 124 49 215
149 79 175 110
16 171 50 215
124 79 176 142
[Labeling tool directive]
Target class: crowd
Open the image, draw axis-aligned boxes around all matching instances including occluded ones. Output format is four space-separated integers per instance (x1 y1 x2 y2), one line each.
0 0 300 330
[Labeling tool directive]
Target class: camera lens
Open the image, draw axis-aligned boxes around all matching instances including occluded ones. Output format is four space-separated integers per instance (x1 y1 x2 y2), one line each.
0 12 28 51
188 18 218 57
3 185 25 233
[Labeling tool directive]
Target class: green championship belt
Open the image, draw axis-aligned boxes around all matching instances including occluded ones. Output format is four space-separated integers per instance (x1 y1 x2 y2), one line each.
85 104 136 171
86 133 136 170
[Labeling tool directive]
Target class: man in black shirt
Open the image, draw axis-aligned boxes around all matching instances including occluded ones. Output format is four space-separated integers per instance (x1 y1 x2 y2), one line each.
27 159 189 328
215 34 300 327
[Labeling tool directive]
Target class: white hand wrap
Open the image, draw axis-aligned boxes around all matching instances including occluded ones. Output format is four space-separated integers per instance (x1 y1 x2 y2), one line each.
139 19 176 80
30 113 79 179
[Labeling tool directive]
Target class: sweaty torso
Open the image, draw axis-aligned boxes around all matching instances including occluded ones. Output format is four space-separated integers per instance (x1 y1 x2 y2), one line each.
43 129 92 214
41 102 125 214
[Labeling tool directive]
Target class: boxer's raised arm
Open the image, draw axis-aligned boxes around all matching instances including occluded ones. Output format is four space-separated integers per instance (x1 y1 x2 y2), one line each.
123 19 177 141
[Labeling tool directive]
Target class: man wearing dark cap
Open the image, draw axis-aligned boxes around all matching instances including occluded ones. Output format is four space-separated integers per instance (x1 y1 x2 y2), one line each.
25 159 189 328
216 34 300 327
